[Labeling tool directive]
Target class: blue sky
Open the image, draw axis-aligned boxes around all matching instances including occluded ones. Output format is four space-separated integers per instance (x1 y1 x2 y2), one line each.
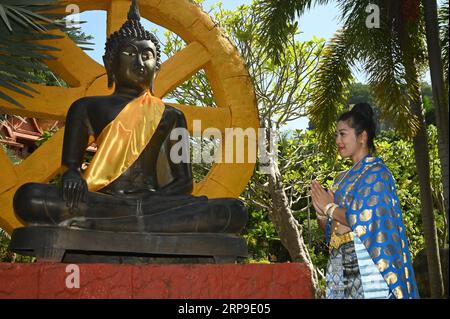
74 0 430 131
77 0 343 64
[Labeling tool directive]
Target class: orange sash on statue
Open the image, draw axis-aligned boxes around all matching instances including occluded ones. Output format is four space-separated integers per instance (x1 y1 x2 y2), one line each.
83 91 165 192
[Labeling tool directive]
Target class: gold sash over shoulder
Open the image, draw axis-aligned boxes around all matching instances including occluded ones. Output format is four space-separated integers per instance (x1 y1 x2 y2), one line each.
84 91 165 192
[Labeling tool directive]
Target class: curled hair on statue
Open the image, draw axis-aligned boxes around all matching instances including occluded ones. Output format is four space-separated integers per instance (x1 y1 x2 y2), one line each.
102 0 161 88
338 102 377 154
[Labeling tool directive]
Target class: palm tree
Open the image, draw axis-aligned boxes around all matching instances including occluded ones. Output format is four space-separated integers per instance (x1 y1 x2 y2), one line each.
422 0 449 248
254 0 445 297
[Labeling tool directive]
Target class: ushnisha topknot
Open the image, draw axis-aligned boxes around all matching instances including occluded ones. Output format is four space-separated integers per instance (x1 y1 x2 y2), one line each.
103 0 161 88
127 0 140 20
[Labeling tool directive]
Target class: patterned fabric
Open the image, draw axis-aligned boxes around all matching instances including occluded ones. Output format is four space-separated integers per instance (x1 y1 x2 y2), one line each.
332 156 419 299
353 234 390 298
326 241 364 299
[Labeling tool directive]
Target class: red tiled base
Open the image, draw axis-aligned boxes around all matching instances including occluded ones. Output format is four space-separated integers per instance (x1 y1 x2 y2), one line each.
0 262 312 299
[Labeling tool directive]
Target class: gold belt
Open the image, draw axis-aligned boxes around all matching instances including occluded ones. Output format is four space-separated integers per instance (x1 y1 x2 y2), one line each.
329 231 354 251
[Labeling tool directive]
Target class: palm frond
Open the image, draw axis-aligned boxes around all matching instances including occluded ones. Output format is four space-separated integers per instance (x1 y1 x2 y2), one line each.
363 24 420 138
0 5 12 30
338 0 421 137
308 30 354 155
0 2 63 31
0 0 67 107
254 0 331 64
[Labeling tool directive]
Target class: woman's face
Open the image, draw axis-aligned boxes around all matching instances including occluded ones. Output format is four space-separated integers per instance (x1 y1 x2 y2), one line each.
335 120 365 159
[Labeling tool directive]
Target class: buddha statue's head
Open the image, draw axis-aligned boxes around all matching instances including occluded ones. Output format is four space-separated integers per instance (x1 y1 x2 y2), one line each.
103 0 161 92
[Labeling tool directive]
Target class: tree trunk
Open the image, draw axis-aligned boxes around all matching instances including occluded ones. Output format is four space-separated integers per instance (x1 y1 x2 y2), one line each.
266 155 321 298
410 80 445 298
422 0 450 240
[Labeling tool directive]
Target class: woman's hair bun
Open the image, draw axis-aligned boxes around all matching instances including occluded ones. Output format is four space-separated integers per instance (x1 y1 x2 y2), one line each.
351 102 374 120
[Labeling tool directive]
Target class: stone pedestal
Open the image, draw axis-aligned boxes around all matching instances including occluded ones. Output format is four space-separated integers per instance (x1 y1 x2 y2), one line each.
9 226 247 264
0 262 313 299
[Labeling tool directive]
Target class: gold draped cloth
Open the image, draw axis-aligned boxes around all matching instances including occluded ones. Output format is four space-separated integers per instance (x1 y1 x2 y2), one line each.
84 91 165 192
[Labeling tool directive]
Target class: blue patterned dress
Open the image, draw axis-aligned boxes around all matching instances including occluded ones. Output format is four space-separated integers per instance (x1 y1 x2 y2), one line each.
325 156 419 299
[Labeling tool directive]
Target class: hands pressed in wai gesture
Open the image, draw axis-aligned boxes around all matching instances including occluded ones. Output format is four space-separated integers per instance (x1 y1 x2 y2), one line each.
310 180 334 219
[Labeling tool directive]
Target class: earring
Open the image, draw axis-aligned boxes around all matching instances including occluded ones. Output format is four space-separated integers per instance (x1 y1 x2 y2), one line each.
107 73 115 88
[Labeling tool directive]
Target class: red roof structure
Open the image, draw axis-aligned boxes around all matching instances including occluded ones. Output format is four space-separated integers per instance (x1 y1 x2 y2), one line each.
1 116 97 160
0 116 62 159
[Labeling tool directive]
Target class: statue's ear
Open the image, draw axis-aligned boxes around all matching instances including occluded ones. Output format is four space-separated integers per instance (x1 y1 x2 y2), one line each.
150 71 157 95
103 56 114 88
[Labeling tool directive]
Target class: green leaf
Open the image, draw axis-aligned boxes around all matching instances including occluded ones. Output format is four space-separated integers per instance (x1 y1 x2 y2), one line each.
0 5 12 31
14 6 56 25
0 55 46 70
7 6 47 32
3 8 29 29
77 46 93 51
0 64 41 82
0 46 56 60
2 75 39 93
0 90 24 108
0 78 33 97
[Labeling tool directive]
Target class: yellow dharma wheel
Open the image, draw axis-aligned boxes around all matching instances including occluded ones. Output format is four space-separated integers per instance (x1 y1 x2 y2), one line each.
0 0 259 234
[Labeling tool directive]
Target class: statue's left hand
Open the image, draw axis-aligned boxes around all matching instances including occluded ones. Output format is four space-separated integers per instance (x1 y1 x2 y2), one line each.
61 169 88 210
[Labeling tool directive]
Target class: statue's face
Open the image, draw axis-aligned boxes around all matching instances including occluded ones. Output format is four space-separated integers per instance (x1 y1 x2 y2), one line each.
113 39 157 91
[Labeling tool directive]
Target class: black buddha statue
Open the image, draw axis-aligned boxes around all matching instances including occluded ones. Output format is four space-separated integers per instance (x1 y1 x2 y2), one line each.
12 1 247 239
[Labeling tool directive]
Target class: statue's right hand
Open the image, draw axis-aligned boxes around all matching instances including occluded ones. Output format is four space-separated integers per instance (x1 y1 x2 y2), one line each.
61 169 87 210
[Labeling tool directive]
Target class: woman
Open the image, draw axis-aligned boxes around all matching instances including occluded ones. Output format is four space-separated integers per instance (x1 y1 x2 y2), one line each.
311 103 419 299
